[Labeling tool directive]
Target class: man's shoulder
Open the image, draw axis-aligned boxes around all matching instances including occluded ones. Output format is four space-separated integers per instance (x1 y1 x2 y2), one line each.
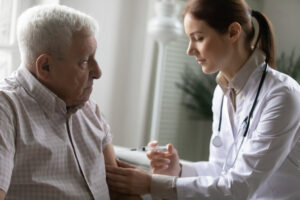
0 76 19 92
0 72 27 115
0 76 20 102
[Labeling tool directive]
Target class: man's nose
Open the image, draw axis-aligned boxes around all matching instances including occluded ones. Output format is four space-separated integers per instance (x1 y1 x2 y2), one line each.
91 60 101 79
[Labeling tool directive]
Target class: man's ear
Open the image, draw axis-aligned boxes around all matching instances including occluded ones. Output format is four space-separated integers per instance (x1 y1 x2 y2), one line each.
35 54 51 81
227 22 242 43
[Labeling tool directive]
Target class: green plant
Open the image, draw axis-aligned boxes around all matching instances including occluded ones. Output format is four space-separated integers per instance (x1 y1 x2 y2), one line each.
176 66 216 120
276 50 300 83
177 51 300 121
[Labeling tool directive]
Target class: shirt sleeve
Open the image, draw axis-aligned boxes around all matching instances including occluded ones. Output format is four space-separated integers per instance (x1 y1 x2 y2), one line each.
0 105 16 192
175 85 300 199
94 103 112 148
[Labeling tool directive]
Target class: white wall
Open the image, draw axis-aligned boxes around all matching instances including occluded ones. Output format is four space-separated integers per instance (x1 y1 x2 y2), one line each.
247 0 263 11
60 0 155 148
263 0 300 56
247 0 300 56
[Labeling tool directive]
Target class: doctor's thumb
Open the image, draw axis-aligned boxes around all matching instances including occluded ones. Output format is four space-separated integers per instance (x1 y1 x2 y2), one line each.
167 143 174 154
148 140 158 147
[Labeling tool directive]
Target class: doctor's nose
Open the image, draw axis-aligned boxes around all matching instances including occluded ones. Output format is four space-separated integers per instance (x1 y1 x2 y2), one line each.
186 42 196 56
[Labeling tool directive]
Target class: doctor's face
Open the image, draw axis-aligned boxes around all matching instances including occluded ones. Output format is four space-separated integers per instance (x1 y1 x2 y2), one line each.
184 13 231 74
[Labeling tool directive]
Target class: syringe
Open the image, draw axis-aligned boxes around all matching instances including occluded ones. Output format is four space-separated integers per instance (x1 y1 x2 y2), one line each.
130 145 168 152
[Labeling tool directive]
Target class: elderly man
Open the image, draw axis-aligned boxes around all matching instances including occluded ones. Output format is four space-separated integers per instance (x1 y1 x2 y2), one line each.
0 4 138 200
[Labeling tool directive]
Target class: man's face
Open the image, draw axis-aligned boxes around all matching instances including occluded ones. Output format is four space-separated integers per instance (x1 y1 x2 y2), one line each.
47 32 101 107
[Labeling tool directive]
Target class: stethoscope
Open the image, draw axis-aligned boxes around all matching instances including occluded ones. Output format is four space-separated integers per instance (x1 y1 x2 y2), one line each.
212 62 268 172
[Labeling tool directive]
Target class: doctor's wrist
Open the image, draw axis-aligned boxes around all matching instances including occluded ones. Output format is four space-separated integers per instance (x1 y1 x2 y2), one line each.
150 174 178 199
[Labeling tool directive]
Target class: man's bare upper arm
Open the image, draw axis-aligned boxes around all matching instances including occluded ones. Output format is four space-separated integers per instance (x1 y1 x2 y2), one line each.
0 189 5 200
103 143 118 167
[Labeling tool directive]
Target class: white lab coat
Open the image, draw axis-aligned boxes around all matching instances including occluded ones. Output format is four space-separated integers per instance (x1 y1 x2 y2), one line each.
176 50 300 200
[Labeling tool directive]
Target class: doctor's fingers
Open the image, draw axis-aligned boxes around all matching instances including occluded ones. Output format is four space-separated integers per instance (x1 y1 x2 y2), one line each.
107 169 151 195
106 165 125 174
147 140 158 147
146 150 168 160
116 159 136 169
106 171 143 194
107 176 136 195
108 183 144 195
150 157 171 169
106 171 128 184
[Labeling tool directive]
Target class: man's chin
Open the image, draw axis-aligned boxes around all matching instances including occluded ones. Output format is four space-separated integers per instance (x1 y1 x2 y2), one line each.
76 96 90 106
67 95 91 107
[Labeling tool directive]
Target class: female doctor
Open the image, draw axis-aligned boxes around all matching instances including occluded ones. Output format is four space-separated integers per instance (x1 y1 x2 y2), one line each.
106 0 300 199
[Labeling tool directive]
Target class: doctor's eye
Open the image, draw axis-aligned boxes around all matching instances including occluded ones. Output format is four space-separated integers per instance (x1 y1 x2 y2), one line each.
195 36 204 42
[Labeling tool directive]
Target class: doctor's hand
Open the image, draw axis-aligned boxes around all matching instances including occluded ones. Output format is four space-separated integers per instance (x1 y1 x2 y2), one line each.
106 159 151 195
147 141 181 176
110 192 142 200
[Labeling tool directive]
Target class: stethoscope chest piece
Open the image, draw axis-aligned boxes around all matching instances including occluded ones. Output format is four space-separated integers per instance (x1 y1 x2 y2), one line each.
212 135 223 147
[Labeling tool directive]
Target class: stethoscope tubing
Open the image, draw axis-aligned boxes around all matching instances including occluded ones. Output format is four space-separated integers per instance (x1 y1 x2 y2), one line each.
217 62 267 138
244 62 268 136
217 62 268 173
214 62 268 152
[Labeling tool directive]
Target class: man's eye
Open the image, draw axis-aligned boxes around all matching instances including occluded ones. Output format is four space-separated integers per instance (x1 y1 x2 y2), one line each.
80 60 89 68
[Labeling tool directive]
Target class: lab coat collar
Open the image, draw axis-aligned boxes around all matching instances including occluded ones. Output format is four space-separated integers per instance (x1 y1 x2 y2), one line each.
216 48 266 95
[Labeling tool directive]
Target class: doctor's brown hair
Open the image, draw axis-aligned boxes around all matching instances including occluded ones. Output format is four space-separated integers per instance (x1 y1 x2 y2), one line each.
183 0 276 68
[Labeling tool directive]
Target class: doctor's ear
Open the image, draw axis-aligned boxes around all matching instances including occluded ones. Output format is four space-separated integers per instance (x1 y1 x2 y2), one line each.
227 22 242 43
35 54 51 80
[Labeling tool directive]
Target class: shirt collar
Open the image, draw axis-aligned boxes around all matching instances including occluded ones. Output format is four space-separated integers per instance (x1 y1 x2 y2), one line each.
16 66 83 117
216 48 266 94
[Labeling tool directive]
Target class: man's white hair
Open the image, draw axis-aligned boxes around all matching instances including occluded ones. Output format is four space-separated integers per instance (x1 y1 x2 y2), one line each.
17 4 99 65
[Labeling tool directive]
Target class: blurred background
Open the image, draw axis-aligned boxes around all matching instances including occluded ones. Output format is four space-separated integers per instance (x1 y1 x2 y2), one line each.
1 0 300 163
